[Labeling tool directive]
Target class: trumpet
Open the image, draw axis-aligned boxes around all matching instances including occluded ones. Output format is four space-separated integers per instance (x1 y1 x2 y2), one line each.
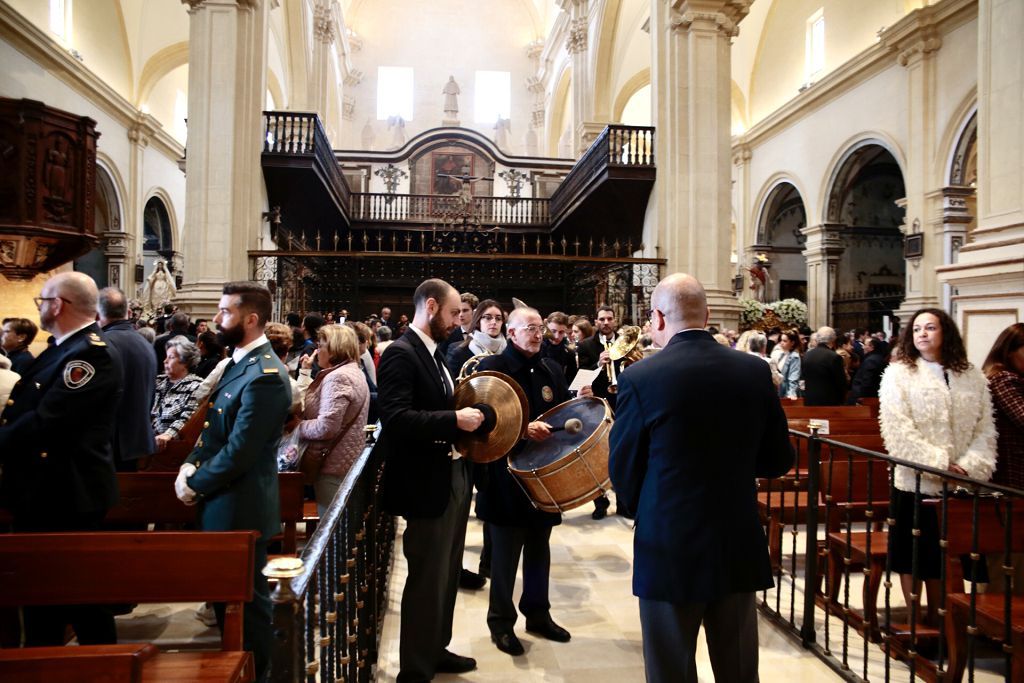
605 325 643 394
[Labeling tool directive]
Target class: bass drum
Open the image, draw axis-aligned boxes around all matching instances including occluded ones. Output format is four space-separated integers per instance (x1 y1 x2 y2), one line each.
508 396 613 513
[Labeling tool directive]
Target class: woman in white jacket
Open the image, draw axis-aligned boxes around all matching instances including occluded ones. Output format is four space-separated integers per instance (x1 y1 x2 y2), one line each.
879 308 997 627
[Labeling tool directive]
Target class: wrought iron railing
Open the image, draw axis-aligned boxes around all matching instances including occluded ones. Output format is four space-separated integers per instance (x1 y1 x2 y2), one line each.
759 429 1023 683
262 111 352 211
351 192 550 227
266 429 394 683
550 125 655 220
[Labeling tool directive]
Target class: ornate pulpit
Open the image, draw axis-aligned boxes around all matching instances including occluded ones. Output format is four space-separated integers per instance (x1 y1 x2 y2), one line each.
0 97 99 279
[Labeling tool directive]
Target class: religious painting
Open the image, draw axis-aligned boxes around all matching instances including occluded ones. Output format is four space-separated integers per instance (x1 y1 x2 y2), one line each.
432 153 474 195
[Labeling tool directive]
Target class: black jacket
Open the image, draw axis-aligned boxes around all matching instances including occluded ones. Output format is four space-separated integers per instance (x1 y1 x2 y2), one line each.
847 343 889 404
475 344 568 528
0 324 122 525
103 320 157 464
801 346 848 406
609 330 793 603
575 333 608 371
540 338 578 385
378 331 460 519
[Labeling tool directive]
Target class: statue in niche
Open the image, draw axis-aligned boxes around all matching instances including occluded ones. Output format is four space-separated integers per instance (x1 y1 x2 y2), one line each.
361 119 376 150
442 76 460 120
493 117 511 150
141 259 177 314
387 115 406 149
746 254 771 303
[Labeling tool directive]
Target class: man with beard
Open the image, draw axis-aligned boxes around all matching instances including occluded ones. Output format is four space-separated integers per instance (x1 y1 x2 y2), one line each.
576 304 619 519
176 282 291 682
378 278 485 682
439 291 478 357
0 272 122 645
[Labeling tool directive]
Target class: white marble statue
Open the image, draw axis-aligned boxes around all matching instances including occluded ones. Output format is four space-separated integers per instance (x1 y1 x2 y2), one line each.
494 116 511 150
387 115 406 149
361 119 376 150
141 259 176 313
443 76 460 120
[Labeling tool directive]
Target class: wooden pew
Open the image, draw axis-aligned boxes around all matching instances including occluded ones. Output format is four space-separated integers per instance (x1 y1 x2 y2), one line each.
0 531 258 683
783 404 872 420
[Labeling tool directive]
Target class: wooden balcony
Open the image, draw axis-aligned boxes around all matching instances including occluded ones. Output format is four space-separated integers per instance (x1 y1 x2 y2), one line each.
549 125 656 244
351 193 549 229
261 111 353 230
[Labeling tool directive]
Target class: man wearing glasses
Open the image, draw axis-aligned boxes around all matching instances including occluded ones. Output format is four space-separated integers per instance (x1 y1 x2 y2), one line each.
475 307 591 657
0 272 122 645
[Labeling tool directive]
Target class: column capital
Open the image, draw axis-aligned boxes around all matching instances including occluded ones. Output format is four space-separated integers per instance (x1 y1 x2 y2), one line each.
879 5 942 67
669 1 751 37
801 223 845 260
127 112 160 147
567 17 588 53
732 143 751 167
313 3 335 45
182 0 260 11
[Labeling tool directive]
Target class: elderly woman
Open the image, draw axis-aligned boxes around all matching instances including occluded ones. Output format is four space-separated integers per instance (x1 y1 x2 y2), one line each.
151 336 204 452
879 308 997 626
297 324 370 514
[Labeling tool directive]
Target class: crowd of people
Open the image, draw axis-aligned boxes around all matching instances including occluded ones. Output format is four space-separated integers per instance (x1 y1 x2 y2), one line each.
0 271 1021 683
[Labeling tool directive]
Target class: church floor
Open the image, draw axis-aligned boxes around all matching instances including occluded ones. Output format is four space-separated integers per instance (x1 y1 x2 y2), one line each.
376 497 838 682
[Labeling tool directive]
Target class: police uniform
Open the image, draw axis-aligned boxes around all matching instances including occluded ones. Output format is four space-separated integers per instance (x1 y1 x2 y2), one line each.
184 339 291 681
476 343 569 640
0 322 123 645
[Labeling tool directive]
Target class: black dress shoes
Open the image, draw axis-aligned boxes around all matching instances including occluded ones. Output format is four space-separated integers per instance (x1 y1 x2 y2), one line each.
459 568 487 590
491 631 525 656
525 616 571 642
435 649 477 674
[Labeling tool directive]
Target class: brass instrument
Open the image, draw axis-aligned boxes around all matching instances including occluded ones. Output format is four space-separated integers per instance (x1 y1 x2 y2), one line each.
457 352 492 383
605 325 643 394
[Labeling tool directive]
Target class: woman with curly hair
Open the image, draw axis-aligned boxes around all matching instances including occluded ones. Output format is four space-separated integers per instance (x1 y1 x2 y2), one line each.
878 308 997 626
982 322 1024 490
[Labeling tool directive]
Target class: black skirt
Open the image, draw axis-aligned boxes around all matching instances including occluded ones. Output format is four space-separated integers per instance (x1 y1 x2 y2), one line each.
889 490 942 579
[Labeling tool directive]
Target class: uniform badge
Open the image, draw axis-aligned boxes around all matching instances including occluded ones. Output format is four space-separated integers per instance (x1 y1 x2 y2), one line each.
541 385 554 402
63 360 95 389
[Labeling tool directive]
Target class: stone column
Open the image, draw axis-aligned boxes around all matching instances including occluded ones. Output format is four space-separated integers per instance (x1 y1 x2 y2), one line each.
937 0 1024 364
649 0 751 327
930 186 974 311
887 10 943 324
126 112 159 298
310 0 336 140
177 0 269 317
732 143 752 297
801 223 845 327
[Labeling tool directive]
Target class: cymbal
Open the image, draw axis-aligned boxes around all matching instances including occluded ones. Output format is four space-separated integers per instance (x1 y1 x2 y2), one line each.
453 371 529 464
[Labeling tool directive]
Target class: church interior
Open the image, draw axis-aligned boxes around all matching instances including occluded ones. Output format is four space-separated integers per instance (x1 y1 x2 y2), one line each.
1 0 1022 681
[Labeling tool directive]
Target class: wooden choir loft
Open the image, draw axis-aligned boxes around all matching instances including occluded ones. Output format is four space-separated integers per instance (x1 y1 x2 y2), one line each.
257 112 661 323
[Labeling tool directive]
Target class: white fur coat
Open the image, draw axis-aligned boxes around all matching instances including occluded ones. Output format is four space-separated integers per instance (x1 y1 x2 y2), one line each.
878 358 997 494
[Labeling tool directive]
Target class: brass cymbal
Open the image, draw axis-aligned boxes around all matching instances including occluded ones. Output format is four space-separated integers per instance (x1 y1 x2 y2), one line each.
453 370 529 464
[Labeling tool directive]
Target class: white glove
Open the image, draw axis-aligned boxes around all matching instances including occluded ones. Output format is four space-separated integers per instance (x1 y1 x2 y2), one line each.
175 463 198 505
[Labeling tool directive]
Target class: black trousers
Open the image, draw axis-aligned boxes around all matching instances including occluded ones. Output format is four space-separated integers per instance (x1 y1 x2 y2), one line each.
639 592 760 683
397 459 471 682
487 524 552 634
14 510 118 647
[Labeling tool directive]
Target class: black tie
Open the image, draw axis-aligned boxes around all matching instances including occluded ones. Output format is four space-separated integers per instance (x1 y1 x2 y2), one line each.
434 350 453 399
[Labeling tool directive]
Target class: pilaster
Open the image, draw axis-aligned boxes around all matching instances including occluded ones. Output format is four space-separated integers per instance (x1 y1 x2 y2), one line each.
649 0 751 327
177 0 269 316
801 223 845 327
936 0 1024 363
126 112 159 295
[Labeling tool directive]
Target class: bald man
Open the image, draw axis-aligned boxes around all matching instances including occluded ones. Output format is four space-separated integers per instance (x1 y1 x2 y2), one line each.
0 272 123 645
609 273 793 683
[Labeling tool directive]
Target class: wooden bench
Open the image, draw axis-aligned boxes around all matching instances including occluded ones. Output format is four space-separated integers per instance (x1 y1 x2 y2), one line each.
783 404 872 420
0 531 258 683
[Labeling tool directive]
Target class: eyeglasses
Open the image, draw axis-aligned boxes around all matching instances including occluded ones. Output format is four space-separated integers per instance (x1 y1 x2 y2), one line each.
515 324 545 336
33 296 72 308
480 314 503 322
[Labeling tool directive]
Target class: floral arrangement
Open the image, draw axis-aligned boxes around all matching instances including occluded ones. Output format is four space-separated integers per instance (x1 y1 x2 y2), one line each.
772 298 808 328
739 298 766 328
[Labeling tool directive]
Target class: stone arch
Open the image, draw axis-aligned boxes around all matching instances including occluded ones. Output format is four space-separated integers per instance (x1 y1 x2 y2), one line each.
74 162 123 287
136 41 189 108
751 177 808 302
947 108 977 188
548 63 572 157
820 133 906 224
612 68 649 122
592 0 622 119
141 191 179 285
267 69 286 110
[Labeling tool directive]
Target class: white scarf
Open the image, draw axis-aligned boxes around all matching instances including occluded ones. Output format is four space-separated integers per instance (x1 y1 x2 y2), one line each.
469 330 506 356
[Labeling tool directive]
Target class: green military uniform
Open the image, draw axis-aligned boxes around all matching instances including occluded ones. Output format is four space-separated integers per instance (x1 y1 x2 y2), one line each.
185 340 291 681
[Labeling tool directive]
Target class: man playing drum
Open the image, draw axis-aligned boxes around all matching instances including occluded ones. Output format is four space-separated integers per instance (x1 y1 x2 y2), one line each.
475 306 591 656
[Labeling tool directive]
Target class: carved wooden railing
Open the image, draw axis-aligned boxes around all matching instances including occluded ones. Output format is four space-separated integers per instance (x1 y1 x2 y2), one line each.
549 124 655 220
262 111 352 212
351 192 550 227
266 428 393 683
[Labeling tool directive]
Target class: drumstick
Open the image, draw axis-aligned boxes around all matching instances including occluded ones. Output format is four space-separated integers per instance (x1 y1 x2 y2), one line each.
548 418 583 435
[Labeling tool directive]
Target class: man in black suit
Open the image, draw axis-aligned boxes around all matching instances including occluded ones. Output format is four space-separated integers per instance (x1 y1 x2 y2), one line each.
576 305 619 519
153 312 193 366
0 272 123 645
439 291 477 358
99 287 157 470
609 273 793 683
378 278 485 682
801 325 847 406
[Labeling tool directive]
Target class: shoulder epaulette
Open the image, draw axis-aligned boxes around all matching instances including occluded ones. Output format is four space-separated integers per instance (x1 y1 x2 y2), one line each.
88 332 106 347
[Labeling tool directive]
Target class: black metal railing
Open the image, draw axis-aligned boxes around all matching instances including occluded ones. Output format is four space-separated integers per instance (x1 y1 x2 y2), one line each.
549 124 655 220
262 111 352 212
267 428 394 683
351 192 550 227
759 429 1023 683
